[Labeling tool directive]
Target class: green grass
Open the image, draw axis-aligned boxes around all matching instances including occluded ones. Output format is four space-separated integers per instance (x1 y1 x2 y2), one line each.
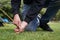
0 22 60 40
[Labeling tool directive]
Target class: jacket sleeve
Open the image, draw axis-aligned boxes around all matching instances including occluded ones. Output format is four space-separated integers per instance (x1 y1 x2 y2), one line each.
11 0 21 15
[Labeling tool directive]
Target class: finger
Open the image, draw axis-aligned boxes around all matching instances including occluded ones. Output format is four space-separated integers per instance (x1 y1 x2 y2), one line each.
14 27 20 32
13 21 19 27
18 21 21 26
14 24 20 29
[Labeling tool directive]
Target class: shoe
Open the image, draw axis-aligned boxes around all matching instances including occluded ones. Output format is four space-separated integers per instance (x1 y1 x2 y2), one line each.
39 23 53 32
25 14 41 31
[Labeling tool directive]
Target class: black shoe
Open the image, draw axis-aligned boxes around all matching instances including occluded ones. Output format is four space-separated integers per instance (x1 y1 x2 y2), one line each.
39 23 53 32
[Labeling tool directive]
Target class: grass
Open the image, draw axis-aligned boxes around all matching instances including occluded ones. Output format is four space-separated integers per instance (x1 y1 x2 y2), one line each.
0 22 60 40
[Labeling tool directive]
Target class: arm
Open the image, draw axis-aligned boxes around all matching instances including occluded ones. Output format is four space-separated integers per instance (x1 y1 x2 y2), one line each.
11 0 21 29
11 0 21 15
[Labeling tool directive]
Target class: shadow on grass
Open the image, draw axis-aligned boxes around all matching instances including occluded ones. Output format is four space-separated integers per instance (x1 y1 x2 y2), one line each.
0 28 53 33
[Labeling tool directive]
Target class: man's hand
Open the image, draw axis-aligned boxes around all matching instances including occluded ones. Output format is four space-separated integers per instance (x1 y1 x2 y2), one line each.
13 14 21 27
13 14 28 33
19 21 28 33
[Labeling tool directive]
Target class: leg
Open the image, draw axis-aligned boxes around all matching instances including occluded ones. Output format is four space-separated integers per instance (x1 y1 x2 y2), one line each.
25 16 40 31
22 4 31 20
40 2 60 31
24 0 45 23
19 0 46 32
22 4 41 31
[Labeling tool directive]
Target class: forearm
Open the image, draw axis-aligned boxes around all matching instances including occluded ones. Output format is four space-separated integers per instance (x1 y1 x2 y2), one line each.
11 0 21 16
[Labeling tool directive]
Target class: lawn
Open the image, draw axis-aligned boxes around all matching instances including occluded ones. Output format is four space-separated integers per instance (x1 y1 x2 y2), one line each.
0 22 60 40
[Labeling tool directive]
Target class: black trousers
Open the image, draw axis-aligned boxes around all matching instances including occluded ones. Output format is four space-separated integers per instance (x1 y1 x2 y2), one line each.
41 2 60 24
24 0 46 23
24 0 60 24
